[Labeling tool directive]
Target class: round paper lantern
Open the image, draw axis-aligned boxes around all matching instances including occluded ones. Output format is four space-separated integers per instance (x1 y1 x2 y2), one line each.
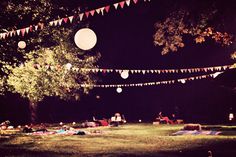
65 63 72 70
116 87 122 93
18 41 26 49
121 70 129 79
74 28 97 50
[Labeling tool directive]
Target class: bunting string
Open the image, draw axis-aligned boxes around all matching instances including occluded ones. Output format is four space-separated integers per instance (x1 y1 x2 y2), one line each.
0 0 151 40
32 63 234 74
78 71 223 88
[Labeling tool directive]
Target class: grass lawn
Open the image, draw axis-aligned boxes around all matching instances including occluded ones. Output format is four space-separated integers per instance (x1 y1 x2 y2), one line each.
1 123 236 157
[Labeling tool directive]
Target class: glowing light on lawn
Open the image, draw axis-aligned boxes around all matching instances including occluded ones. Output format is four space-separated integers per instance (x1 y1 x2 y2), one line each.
74 28 97 50
60 122 63 125
139 119 142 123
229 113 234 121
121 70 129 79
72 122 76 125
18 41 26 49
116 87 122 93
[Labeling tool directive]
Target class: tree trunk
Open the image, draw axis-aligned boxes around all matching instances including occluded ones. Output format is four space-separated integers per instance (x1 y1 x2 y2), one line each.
29 100 38 124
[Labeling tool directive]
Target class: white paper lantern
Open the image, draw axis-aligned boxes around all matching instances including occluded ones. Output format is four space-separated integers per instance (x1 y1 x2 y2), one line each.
116 87 122 93
65 63 72 70
18 41 26 49
121 70 129 79
74 28 97 50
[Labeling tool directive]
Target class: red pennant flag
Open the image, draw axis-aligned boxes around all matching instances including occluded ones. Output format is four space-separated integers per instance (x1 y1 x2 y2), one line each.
29 25 33 32
63 18 68 23
90 10 95 16
20 28 26 36
85 11 90 18
119 1 125 8
105 5 110 13
133 0 138 4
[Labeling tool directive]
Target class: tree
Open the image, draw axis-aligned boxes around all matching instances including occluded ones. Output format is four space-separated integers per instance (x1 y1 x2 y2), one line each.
0 0 99 123
153 2 233 55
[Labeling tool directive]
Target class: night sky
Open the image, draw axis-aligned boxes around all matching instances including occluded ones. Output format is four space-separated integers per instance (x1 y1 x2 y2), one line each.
1 0 236 125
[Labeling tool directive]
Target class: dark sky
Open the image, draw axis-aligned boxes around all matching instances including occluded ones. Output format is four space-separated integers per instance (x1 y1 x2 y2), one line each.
1 0 236 124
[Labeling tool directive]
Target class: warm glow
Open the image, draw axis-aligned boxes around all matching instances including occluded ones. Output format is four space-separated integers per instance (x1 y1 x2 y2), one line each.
121 70 129 79
18 41 26 49
65 63 72 70
116 87 122 93
74 28 97 50
229 113 234 121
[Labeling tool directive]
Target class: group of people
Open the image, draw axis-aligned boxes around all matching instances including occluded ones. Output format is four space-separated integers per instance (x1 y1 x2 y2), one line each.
155 112 181 124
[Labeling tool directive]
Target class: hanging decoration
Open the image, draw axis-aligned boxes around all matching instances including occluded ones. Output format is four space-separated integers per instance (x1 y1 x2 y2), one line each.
0 0 151 40
74 28 97 50
116 87 123 93
78 71 224 88
18 41 27 49
120 70 129 79
31 63 234 75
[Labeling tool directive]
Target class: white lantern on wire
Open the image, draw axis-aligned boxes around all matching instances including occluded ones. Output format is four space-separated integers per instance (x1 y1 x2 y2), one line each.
116 87 122 93
65 63 72 70
74 28 97 50
18 41 26 49
121 70 129 79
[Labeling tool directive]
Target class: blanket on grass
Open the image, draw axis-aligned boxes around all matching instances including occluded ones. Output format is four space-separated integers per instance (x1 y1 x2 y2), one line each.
173 130 221 136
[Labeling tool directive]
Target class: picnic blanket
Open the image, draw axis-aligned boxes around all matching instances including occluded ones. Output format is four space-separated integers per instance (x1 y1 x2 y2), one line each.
173 130 221 136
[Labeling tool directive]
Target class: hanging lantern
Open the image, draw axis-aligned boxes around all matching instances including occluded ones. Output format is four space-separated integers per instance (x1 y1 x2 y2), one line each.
74 28 97 50
116 87 122 93
121 70 129 79
18 41 26 49
65 63 72 70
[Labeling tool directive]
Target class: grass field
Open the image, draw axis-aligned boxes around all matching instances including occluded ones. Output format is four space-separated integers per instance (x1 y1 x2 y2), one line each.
1 123 236 157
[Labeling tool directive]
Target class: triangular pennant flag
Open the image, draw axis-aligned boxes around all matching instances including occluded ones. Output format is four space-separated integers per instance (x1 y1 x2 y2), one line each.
35 25 38 31
39 23 44 29
16 29 21 36
100 7 105 15
105 5 110 13
2 33 6 39
85 11 90 18
9 31 13 37
63 18 68 23
114 3 119 9
29 25 33 32
126 0 131 6
58 19 63 26
133 0 138 4
6 32 9 37
119 1 125 8
25 27 30 34
96 8 101 14
90 10 95 16
79 13 84 21
69 16 74 23
49 21 54 26
142 70 145 74
20 28 25 36
53 20 58 26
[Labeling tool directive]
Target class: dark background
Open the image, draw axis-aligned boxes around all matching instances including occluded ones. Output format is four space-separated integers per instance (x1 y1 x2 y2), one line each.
1 0 236 125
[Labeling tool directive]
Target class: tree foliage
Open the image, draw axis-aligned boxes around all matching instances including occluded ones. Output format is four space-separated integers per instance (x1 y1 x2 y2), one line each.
153 9 233 55
0 0 99 122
